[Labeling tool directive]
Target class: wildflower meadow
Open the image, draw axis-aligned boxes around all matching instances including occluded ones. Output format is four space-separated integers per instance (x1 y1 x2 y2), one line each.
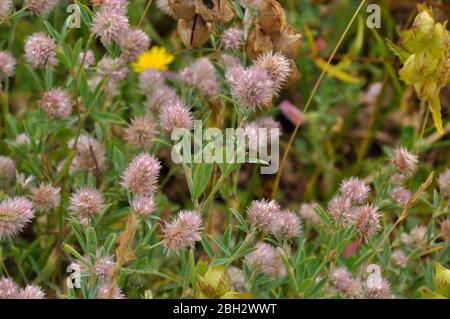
0 0 449 301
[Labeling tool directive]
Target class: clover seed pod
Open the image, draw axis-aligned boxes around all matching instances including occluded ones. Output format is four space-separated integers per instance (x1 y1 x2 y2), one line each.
195 0 235 23
272 26 302 59
169 0 196 20
258 0 287 35
177 15 212 48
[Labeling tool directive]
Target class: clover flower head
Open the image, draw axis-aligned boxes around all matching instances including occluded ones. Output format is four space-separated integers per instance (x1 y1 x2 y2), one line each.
121 153 161 195
163 210 202 251
247 199 280 232
124 115 157 149
40 88 73 119
31 183 61 212
0 197 35 240
24 32 57 69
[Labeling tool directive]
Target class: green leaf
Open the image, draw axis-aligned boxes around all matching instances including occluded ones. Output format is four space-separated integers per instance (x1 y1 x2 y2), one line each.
192 163 214 200
429 96 443 134
86 227 97 260
206 235 231 257
103 233 117 256
230 208 248 232
68 218 86 252
91 112 127 125
71 38 84 68
201 236 216 258
385 38 409 63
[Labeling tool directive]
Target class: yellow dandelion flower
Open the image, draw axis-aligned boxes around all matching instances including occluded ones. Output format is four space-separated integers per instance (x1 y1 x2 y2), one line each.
132 46 174 73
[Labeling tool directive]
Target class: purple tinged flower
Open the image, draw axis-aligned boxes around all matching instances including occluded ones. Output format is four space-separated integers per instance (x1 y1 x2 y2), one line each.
69 187 105 223
389 146 418 176
0 197 35 240
225 64 245 86
119 28 151 60
124 115 157 149
220 53 241 69
146 85 180 113
24 32 57 69
329 267 362 298
254 51 290 93
78 50 96 69
392 249 407 268
91 8 129 46
94 255 115 279
162 210 202 251
31 183 61 212
0 0 12 20
438 168 450 197
130 195 156 217
40 88 73 119
25 0 59 16
17 285 46 299
100 0 128 15
98 283 125 299
0 51 16 80
227 267 246 292
139 68 165 96
179 58 218 97
159 101 193 133
0 155 15 186
0 277 19 298
221 27 244 50
97 56 128 81
299 203 321 225
245 242 286 279
69 135 106 173
230 67 275 110
390 186 411 206
352 204 381 239
270 210 301 239
121 153 161 195
339 177 370 204
279 100 304 126
327 196 353 226
15 133 30 145
407 225 427 246
247 199 280 232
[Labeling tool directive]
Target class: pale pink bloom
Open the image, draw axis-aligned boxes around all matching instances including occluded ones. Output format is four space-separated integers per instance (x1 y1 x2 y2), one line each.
98 283 125 299
119 28 150 60
94 255 115 279
329 267 362 298
69 187 105 222
221 28 244 50
69 135 106 173
392 249 407 268
327 196 353 226
340 177 370 204
25 0 59 16
0 155 15 185
352 204 381 239
299 203 321 225
230 67 275 110
97 56 128 81
17 285 46 299
245 242 286 279
441 219 450 242
31 183 61 212
124 115 157 149
40 88 73 119
438 168 450 197
179 58 218 97
78 50 96 69
228 267 246 292
247 199 280 232
121 153 161 195
0 197 35 240
279 100 303 126
159 101 193 133
0 0 12 20
0 51 16 80
220 53 241 69
407 225 427 246
360 82 383 105
146 85 180 113
390 186 411 206
139 68 165 96
15 133 30 145
270 210 301 239
390 146 418 176
225 64 245 86
254 51 290 93
24 32 57 68
130 194 156 217
91 8 129 45
100 0 128 15
0 277 19 298
156 0 172 16
163 210 202 251
363 277 393 299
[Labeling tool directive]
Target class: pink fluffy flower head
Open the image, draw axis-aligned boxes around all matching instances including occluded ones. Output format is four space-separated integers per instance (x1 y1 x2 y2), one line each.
130 194 156 217
40 88 73 119
18 285 46 299
156 0 172 16
329 266 362 298
363 277 393 299
99 0 128 15
438 168 450 197
119 28 150 61
163 210 202 251
390 186 411 206
352 204 381 239
146 85 180 113
0 277 45 299
159 101 193 133
69 135 106 173
91 8 129 46
254 51 290 93
221 27 244 50
124 115 157 149
389 146 418 176
299 203 321 225
179 57 218 97
0 197 35 240
230 67 275 110
25 0 59 16
340 177 370 204
0 51 16 81
0 0 12 20
245 242 286 279
24 32 57 69
327 196 353 226
69 187 104 223
121 153 161 195
0 155 15 186
270 210 301 239
247 199 280 232
31 183 61 212
139 68 165 96
392 249 407 268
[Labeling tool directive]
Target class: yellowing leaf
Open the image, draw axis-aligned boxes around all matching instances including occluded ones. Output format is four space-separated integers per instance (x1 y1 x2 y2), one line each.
433 262 450 298
313 57 361 84
429 95 444 134
420 288 446 299
304 24 317 57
